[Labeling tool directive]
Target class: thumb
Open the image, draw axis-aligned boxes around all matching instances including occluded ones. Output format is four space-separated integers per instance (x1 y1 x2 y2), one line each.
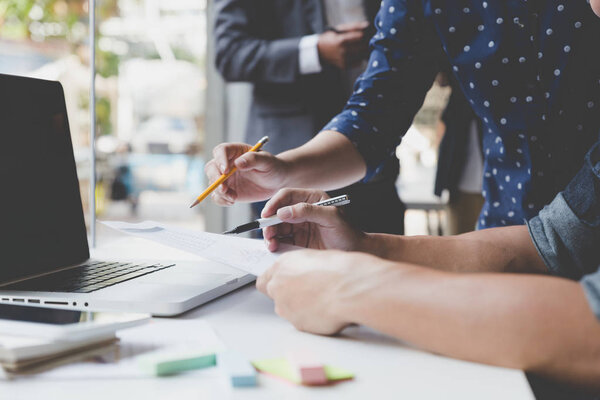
277 203 340 226
234 151 276 172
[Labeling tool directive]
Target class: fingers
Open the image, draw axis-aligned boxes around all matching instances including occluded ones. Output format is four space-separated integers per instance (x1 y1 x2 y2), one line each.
264 222 293 240
262 188 328 218
336 21 369 33
204 160 234 205
339 29 365 45
265 235 296 253
211 185 237 206
206 143 248 205
345 40 369 53
207 142 272 205
263 223 295 252
212 143 252 174
256 261 278 296
277 202 341 227
204 161 220 191
234 151 276 172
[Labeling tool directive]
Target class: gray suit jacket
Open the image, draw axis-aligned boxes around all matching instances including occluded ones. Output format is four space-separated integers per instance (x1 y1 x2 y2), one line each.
214 0 377 155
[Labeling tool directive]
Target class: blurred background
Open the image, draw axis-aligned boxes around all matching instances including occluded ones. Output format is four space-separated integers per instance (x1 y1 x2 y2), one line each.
0 0 450 241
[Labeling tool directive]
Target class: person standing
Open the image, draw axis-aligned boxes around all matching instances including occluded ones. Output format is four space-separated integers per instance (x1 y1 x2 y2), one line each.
207 0 600 231
435 75 485 234
213 0 405 234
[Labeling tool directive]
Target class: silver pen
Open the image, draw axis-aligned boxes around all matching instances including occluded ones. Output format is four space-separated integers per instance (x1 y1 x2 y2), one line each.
223 194 351 235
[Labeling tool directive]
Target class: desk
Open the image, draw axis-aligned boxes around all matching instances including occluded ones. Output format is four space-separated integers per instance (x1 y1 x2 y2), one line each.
1 237 534 400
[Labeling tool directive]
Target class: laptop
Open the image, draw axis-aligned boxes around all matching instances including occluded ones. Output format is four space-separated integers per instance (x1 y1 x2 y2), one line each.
0 74 254 316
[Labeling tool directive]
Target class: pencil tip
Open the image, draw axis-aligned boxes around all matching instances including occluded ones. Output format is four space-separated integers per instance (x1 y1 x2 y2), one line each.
222 229 236 235
189 200 200 209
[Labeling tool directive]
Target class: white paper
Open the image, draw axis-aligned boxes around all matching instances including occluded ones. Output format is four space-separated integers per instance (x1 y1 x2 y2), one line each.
2 319 225 380
0 333 115 363
101 220 299 276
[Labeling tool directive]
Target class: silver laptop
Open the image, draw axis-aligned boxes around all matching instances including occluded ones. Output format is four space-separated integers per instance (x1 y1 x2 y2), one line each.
0 74 253 316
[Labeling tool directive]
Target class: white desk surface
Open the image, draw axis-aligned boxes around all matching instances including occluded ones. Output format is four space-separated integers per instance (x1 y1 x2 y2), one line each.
1 236 534 400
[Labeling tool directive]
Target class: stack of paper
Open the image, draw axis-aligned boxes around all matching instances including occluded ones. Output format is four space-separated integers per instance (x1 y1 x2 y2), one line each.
0 333 117 374
2 319 226 381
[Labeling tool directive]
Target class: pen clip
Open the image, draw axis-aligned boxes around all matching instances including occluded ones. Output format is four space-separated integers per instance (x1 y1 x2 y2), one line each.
317 195 350 207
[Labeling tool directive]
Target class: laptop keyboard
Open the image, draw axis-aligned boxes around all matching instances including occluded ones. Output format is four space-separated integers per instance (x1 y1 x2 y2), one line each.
4 261 174 293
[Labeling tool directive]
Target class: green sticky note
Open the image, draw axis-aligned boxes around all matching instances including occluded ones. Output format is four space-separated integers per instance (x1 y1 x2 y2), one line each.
323 365 355 381
138 349 216 376
251 357 354 385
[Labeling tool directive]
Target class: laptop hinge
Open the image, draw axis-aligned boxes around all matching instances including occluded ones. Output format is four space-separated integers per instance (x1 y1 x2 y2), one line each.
0 260 92 288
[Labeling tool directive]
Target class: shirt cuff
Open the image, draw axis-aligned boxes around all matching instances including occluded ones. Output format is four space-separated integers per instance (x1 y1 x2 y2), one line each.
298 34 322 75
527 192 595 280
581 270 600 322
322 111 393 183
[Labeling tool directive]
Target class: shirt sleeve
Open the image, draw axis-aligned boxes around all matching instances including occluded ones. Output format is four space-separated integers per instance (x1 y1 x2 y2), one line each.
214 0 303 84
321 0 444 181
527 140 600 319
298 34 323 75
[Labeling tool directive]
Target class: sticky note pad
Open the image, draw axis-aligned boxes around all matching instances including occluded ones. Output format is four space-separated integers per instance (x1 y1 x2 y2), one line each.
287 351 328 385
322 365 355 381
217 351 257 387
137 349 216 376
297 365 328 385
251 357 354 385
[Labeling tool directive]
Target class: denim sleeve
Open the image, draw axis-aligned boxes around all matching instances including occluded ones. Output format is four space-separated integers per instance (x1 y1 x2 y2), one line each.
527 193 597 280
527 140 600 319
321 0 444 182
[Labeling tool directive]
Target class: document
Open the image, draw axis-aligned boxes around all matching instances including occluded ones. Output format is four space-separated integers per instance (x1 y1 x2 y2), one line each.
101 220 298 276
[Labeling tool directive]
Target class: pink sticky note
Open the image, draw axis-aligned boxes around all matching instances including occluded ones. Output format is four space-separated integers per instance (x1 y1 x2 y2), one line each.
298 365 328 386
287 350 329 386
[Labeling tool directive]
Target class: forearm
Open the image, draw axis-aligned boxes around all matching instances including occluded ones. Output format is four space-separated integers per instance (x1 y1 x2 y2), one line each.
278 130 367 190
340 262 600 389
359 226 547 274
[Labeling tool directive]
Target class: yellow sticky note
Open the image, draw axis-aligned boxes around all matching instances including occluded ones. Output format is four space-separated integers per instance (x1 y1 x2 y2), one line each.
251 357 354 385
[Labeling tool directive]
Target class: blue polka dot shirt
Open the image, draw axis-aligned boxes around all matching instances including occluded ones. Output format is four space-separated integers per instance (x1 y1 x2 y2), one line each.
322 0 600 228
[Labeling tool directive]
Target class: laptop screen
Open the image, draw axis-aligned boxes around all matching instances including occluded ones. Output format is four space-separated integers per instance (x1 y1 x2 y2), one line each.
0 74 89 284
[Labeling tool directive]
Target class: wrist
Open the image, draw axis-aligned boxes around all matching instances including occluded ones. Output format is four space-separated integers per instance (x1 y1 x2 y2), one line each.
356 233 384 257
332 255 402 324
276 151 300 188
337 257 429 330
357 233 403 260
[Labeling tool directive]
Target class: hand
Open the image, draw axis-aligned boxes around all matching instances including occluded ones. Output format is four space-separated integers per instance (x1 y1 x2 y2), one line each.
317 22 369 70
205 142 289 205
257 249 377 335
261 188 366 252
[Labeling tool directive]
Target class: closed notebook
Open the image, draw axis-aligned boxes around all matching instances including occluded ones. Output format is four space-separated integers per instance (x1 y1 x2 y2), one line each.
0 333 116 364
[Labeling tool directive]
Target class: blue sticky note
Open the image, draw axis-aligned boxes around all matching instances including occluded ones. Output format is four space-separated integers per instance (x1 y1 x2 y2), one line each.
138 349 216 376
218 351 257 387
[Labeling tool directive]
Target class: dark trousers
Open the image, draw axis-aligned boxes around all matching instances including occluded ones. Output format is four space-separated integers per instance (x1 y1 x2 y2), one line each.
527 373 600 400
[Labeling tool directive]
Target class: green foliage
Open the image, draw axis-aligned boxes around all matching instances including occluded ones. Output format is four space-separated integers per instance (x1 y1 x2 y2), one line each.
97 48 119 77
96 96 112 136
0 0 86 40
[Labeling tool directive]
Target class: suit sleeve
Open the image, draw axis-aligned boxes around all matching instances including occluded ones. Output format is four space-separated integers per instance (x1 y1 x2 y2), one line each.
214 0 303 84
321 0 444 181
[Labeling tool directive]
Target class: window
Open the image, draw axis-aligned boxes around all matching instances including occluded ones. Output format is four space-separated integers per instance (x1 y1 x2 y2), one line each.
1 0 209 242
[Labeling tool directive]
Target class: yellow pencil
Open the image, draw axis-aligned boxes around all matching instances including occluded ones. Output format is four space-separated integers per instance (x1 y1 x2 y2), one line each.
189 136 269 209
